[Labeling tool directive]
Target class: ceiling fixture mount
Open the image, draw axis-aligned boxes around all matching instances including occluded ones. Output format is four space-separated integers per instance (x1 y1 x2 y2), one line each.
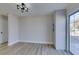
17 3 31 13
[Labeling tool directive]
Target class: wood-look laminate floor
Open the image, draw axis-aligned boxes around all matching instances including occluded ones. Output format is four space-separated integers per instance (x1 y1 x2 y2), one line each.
0 42 68 55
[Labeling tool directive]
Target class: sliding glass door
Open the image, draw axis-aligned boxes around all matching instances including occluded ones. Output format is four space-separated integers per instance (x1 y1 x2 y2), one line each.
69 11 79 54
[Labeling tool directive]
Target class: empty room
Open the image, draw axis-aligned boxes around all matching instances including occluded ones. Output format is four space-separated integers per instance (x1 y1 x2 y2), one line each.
0 3 79 55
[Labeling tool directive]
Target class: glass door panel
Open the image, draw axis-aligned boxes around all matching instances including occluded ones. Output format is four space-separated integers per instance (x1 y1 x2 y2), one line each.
70 12 79 55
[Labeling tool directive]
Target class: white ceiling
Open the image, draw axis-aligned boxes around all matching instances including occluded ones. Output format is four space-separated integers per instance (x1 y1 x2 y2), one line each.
0 3 69 16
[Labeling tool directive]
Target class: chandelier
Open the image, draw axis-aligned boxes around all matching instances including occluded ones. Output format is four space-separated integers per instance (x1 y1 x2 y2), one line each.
17 3 31 13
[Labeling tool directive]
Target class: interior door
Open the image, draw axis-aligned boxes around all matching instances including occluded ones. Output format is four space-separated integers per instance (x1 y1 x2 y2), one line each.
0 16 3 44
0 16 8 44
2 16 8 43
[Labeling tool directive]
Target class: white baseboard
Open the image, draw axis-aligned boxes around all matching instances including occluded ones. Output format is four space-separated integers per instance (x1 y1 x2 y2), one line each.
20 40 53 44
8 40 19 46
8 40 53 46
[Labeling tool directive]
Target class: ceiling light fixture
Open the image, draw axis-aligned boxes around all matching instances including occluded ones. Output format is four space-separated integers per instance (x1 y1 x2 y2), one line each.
17 3 31 13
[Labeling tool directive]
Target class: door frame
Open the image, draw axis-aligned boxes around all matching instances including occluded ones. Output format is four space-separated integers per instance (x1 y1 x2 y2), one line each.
66 10 79 55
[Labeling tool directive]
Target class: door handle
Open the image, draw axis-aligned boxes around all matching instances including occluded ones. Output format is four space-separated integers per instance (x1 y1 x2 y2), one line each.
1 32 3 34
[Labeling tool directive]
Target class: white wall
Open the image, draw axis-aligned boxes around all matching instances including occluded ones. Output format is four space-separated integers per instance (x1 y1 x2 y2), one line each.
8 14 19 45
19 15 54 44
54 10 66 50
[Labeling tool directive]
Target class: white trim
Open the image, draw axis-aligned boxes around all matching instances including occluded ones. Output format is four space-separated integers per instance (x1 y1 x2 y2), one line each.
20 40 53 44
8 40 53 46
8 40 19 46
